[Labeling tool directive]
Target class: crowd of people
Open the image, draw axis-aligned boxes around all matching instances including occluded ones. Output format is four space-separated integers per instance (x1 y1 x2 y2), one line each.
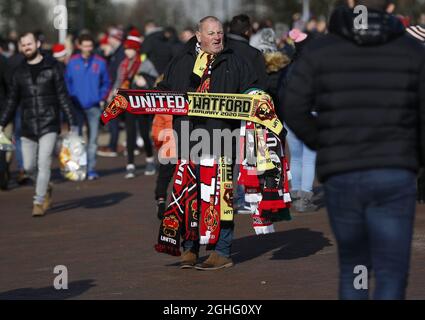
1 0 425 299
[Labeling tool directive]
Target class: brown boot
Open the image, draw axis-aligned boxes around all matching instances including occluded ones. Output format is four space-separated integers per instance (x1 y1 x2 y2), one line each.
180 250 198 269
32 203 45 217
195 252 233 271
42 183 53 212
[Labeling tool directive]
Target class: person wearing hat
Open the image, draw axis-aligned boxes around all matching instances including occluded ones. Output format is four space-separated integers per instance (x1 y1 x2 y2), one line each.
111 28 158 179
52 43 67 64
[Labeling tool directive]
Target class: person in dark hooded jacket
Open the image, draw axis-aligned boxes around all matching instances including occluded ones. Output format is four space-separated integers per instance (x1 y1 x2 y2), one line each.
142 21 173 75
226 14 268 90
283 0 425 300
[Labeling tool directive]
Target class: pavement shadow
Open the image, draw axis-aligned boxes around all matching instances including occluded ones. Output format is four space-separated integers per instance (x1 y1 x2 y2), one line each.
48 192 132 214
166 228 333 267
0 279 96 300
96 164 148 178
231 228 333 264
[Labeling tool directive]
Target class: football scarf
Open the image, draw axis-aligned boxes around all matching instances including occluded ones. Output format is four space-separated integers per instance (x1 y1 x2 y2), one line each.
199 157 220 245
238 120 293 235
193 49 215 93
101 90 284 135
155 159 198 256
117 56 142 89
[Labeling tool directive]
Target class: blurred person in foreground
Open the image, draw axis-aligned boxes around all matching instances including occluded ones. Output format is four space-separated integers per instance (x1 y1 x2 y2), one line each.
283 0 425 299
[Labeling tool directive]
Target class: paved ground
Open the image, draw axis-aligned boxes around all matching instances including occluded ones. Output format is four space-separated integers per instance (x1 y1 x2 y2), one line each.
1 147 425 300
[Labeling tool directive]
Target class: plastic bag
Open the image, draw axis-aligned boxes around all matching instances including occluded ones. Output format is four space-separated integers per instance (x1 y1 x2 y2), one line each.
59 133 87 181
0 131 15 152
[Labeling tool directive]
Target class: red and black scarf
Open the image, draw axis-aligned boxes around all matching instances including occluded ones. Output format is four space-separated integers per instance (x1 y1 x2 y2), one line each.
155 159 198 256
117 55 141 89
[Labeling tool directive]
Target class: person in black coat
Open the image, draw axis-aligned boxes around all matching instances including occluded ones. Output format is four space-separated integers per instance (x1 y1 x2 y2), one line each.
226 14 268 90
0 44 10 190
0 32 76 217
283 0 425 300
142 21 174 75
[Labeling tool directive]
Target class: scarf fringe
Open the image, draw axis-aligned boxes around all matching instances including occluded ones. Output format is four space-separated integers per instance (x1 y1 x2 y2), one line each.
200 232 211 245
185 230 199 241
254 224 275 235
154 244 181 256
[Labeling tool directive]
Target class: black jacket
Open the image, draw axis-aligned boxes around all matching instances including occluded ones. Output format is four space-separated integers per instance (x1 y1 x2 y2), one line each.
0 55 7 104
283 6 425 182
107 44 125 84
159 37 256 93
226 33 268 90
157 36 257 157
0 56 76 140
142 30 174 75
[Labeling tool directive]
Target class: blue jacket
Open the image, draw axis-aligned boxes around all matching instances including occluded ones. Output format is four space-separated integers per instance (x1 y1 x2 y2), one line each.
65 54 110 109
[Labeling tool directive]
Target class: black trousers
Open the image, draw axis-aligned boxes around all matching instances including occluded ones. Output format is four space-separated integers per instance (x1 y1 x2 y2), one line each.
125 113 153 164
155 163 176 200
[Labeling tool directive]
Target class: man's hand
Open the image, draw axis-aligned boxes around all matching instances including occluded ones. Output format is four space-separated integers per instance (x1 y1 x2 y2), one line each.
135 75 147 88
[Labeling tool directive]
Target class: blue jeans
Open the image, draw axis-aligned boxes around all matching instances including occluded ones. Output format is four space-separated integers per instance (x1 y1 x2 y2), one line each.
324 169 416 300
183 227 233 258
234 165 246 208
285 126 316 192
13 107 24 170
21 133 58 204
76 106 101 172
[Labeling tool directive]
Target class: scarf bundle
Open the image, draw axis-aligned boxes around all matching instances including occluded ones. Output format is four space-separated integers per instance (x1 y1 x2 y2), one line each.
154 156 236 256
154 159 198 256
103 78 291 255
238 118 292 235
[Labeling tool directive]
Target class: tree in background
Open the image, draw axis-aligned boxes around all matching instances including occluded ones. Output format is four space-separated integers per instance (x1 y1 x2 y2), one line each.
0 0 50 37
0 0 424 43
242 0 425 26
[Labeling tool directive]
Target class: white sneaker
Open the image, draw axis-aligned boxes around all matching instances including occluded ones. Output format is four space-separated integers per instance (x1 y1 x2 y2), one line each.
125 164 136 179
144 162 156 176
136 136 144 148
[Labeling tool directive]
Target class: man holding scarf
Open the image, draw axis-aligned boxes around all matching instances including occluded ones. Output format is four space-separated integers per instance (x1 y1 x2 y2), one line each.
156 16 257 270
